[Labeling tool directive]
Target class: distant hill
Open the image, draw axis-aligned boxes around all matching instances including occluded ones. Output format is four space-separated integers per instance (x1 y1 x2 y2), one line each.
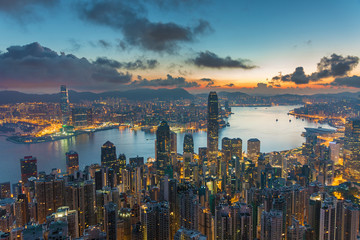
0 88 194 104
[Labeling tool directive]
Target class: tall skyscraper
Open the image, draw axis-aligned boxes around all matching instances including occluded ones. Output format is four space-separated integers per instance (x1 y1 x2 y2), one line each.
207 92 219 168
343 118 360 181
170 131 178 165
20 156 37 184
60 85 70 125
101 141 118 169
66 151 79 175
156 121 171 178
183 133 194 180
247 138 260 161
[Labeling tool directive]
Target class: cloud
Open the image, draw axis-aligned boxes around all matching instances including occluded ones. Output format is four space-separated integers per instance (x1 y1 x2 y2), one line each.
225 83 234 87
77 0 211 53
131 74 199 88
271 53 359 85
95 57 159 70
98 40 112 49
189 51 256 69
149 0 208 9
0 0 59 21
310 54 359 81
200 78 215 87
0 42 132 90
330 76 360 88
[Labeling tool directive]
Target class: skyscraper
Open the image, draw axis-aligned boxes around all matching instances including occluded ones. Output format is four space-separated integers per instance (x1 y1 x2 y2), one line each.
66 151 79 175
101 141 118 169
207 92 219 168
20 156 37 184
60 85 70 125
247 138 260 162
261 210 283 240
183 133 194 154
343 118 360 181
156 121 171 178
184 133 194 180
140 201 170 240
104 202 118 240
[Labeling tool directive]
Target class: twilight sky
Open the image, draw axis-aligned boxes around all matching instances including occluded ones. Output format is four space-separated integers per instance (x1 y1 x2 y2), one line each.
1 0 360 95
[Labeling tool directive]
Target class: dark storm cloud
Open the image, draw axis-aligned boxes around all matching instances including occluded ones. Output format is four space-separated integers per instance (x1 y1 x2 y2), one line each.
0 42 132 90
131 74 199 87
76 0 211 53
330 76 360 88
95 57 159 70
271 54 359 85
190 51 256 69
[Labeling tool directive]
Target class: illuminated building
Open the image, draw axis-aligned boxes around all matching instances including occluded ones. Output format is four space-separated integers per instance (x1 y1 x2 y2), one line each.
129 156 144 167
60 85 70 125
104 202 117 240
342 201 360 240
15 194 28 228
198 207 213 239
184 133 194 180
64 180 96 233
343 118 360 181
207 92 219 168
329 141 340 165
101 141 119 172
118 208 131 240
184 133 194 154
170 131 177 165
35 178 65 224
179 188 199 230
20 156 37 184
140 201 170 240
319 197 337 240
118 154 126 170
247 138 260 162
261 210 283 240
71 107 93 127
156 121 171 178
0 182 11 199
49 206 79 239
66 151 79 175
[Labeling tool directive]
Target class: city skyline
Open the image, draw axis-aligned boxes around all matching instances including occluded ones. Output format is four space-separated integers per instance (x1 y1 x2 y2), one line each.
1 1 360 94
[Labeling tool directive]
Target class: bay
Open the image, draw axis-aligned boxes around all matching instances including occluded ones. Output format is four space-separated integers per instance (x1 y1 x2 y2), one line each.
0 105 333 184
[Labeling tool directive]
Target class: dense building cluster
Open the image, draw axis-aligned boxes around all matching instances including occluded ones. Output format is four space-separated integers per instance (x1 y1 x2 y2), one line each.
0 91 359 239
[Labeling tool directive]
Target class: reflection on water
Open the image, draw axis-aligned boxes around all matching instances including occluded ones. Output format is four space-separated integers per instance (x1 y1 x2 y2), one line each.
0 105 333 184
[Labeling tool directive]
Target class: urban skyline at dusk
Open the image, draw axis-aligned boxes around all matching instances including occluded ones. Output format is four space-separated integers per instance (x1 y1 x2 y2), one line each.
1 0 360 94
2 0 360 239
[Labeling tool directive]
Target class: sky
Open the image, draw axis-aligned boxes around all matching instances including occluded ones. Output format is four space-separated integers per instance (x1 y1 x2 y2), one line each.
1 0 360 95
